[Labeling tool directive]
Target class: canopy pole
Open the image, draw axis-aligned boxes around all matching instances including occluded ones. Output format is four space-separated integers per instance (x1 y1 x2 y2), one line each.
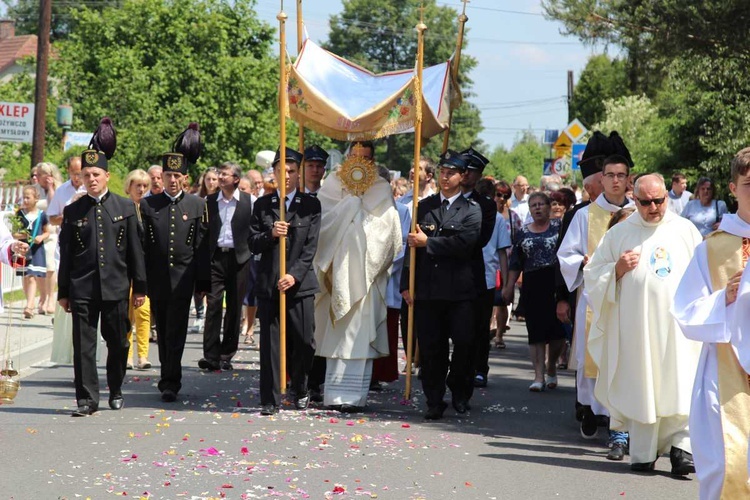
405 8 427 402
278 2 289 395
297 0 306 189
441 0 469 153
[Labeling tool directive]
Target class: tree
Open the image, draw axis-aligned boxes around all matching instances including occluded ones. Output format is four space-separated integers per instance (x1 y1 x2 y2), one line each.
325 0 484 174
51 0 278 179
2 0 121 41
570 54 629 128
592 95 673 175
487 130 547 186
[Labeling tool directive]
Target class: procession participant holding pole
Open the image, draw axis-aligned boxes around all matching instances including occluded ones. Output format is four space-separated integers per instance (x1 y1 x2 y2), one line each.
139 123 207 402
196 161 253 372
251 147 320 416
401 150 481 420
313 142 401 413
58 117 147 416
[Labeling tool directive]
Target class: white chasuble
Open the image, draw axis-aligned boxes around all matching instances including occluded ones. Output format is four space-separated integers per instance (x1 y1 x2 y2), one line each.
313 172 402 361
584 210 702 430
673 214 750 500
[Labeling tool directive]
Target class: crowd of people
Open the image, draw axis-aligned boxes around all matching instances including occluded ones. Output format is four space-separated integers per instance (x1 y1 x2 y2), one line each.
6 117 750 497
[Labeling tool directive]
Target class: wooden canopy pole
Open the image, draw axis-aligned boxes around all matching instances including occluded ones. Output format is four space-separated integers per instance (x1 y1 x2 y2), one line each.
441 0 469 153
405 7 427 401
297 0 306 188
277 2 289 394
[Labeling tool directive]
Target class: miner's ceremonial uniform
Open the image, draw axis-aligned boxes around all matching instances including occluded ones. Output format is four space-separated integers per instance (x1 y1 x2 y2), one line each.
59 142 146 415
140 152 207 399
401 151 481 419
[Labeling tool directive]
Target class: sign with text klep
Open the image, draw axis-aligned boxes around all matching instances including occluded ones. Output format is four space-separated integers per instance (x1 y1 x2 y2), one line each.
0 102 34 143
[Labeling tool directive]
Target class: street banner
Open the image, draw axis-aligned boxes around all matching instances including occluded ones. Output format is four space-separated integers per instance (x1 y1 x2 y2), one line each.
288 40 458 141
0 102 34 143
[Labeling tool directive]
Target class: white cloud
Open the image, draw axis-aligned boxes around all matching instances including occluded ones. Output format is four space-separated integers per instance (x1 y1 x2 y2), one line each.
509 44 554 66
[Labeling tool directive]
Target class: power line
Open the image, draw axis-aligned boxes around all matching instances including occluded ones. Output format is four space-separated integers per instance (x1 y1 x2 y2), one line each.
436 2 545 17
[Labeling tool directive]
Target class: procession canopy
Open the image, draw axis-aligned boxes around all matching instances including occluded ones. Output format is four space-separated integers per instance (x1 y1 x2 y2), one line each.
288 39 461 142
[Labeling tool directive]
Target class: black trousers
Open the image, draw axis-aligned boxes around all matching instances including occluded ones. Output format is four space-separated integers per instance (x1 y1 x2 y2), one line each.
308 355 326 392
71 298 130 407
470 288 496 385
258 296 315 406
203 249 249 362
415 299 475 409
152 296 191 393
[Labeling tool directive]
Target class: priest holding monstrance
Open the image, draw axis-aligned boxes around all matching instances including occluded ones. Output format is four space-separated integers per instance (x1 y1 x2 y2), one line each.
313 142 402 413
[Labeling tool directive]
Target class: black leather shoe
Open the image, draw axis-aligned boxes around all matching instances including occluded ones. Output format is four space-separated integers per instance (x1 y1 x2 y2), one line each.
109 394 124 410
72 404 98 417
607 442 626 461
198 358 220 371
424 401 448 421
220 360 233 371
260 404 278 416
161 389 177 403
295 395 310 410
339 404 364 414
474 374 487 388
309 388 323 403
670 447 696 476
452 398 468 414
369 380 383 391
631 460 656 472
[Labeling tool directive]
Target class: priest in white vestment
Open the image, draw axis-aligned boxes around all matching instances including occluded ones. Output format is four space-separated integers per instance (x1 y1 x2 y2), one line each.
557 141 635 442
313 147 402 411
672 148 750 499
585 174 702 474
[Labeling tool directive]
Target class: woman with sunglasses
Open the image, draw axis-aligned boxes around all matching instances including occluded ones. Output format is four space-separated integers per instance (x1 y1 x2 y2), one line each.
492 181 522 348
681 177 728 238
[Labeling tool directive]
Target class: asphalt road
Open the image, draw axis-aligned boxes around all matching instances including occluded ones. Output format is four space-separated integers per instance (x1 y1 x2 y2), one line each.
0 317 699 499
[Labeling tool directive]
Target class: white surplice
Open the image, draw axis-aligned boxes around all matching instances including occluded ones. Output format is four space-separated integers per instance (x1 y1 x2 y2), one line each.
672 214 750 500
557 194 634 414
584 210 702 462
313 172 402 406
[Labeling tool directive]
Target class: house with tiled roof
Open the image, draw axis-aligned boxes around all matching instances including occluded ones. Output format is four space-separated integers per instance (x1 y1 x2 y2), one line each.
0 20 37 82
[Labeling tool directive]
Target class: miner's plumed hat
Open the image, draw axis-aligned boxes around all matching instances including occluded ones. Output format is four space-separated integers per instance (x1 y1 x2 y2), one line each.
304 145 329 163
81 117 116 171
578 131 633 178
273 146 303 166
461 147 490 171
438 149 469 172
162 122 202 175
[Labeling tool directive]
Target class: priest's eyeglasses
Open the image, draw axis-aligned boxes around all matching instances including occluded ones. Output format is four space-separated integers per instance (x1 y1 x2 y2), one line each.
603 172 628 180
635 197 666 207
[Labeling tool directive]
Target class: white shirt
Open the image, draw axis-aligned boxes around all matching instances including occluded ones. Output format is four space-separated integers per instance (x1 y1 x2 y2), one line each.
440 191 461 210
47 180 80 217
88 189 109 204
667 189 692 215
277 189 296 210
164 190 183 202
217 189 240 248
510 193 530 223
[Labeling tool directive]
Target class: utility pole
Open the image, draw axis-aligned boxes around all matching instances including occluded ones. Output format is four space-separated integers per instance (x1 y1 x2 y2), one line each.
31 0 52 168
566 70 574 122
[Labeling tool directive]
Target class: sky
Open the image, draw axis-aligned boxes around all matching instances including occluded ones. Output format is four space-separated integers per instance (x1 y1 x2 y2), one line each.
254 0 601 152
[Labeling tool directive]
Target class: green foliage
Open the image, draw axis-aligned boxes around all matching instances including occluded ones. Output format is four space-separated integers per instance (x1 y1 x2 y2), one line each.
51 0 278 179
0 62 67 181
544 0 750 196
325 0 483 174
571 55 630 127
593 95 673 175
2 0 122 41
486 130 547 186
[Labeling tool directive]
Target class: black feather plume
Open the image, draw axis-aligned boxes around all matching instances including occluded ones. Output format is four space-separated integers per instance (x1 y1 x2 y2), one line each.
89 117 117 159
173 122 202 165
